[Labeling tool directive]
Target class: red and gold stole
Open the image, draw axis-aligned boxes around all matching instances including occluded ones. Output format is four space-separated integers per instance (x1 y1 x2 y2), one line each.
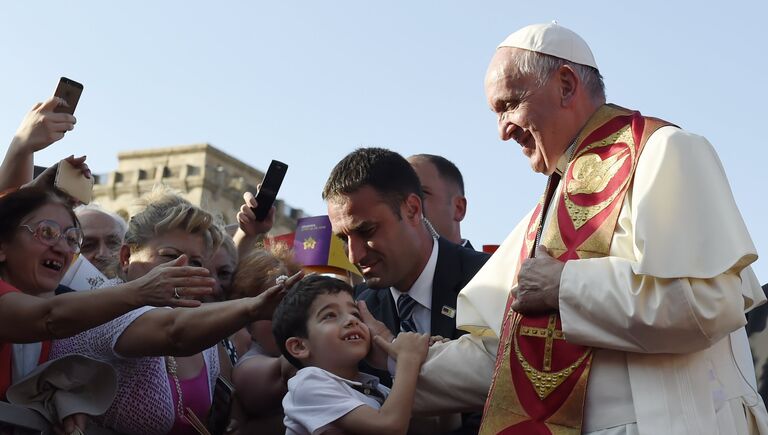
479 104 672 435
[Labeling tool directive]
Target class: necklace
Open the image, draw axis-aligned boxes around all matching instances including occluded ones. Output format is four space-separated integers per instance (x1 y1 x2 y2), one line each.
165 356 185 420
165 356 211 435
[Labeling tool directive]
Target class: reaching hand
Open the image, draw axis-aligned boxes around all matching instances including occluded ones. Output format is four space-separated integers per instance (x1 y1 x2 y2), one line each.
236 190 276 236
374 331 429 365
12 97 76 154
512 245 564 315
129 255 216 308
248 271 304 321
358 300 394 369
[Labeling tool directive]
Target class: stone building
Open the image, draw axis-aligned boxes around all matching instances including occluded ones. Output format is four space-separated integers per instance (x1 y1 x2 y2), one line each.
91 143 304 235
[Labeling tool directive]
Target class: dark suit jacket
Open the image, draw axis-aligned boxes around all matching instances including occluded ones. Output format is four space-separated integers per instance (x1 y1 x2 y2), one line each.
462 239 475 251
355 238 489 434
355 237 490 340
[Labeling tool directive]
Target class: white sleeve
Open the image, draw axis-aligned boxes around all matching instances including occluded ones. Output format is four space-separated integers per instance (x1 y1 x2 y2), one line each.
283 368 370 434
560 260 746 353
411 333 497 415
559 127 757 354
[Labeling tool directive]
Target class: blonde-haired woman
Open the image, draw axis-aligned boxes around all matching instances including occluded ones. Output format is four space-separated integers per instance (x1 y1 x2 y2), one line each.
52 187 299 435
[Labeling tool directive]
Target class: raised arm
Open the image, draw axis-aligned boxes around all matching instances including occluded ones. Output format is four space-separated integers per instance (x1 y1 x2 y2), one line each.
0 255 214 343
0 98 76 191
233 190 275 259
358 300 495 415
114 271 302 357
335 332 429 435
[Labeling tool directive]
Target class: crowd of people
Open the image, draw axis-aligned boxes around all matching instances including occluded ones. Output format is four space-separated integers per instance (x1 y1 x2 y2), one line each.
0 22 766 435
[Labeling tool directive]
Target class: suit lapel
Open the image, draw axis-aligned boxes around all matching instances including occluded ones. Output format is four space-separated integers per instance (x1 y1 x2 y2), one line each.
430 238 461 339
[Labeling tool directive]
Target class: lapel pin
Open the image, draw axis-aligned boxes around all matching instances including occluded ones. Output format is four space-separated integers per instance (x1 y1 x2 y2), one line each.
441 305 456 319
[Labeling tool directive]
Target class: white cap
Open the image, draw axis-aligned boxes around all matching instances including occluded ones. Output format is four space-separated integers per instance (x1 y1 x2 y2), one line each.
498 22 598 69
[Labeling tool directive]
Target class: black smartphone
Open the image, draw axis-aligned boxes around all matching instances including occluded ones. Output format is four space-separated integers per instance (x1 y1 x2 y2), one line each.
252 160 288 221
206 375 234 435
53 77 83 114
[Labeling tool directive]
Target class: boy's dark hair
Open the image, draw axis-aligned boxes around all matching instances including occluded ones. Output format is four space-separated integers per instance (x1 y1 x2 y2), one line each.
321 147 423 218
410 153 465 195
272 275 355 369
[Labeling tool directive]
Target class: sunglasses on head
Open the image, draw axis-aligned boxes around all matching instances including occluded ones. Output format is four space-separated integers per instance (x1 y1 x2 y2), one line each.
19 220 83 254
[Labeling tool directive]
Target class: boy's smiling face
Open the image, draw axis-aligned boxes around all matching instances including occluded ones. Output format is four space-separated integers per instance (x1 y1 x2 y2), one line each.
288 291 371 379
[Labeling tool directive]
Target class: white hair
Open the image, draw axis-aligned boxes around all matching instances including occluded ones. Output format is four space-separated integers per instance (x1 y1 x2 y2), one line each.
75 203 128 236
506 48 606 103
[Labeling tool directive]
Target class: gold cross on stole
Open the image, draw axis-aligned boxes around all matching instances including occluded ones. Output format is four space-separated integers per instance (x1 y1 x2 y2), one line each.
513 313 591 399
518 314 565 371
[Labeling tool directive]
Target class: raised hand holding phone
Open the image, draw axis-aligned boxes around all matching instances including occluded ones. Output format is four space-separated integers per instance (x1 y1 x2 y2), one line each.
233 160 287 257
238 190 275 236
53 77 83 115
251 160 288 221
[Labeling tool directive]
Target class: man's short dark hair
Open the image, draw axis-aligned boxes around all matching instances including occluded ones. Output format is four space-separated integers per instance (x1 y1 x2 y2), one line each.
411 154 465 195
272 275 355 368
322 147 423 218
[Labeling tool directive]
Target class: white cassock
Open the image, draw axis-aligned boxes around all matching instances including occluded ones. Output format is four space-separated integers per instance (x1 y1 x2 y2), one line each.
412 126 768 435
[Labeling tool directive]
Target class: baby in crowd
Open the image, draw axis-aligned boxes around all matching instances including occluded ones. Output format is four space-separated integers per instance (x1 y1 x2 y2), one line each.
272 275 429 435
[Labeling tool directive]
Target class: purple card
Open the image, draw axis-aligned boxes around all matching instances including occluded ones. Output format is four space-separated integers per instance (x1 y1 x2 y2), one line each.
293 215 333 267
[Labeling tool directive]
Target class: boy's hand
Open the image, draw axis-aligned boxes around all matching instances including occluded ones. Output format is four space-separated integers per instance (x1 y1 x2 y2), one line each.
429 335 450 346
358 300 392 369
374 331 429 364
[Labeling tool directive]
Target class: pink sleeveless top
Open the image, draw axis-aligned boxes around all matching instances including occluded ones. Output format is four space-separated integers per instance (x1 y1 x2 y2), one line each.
167 363 212 435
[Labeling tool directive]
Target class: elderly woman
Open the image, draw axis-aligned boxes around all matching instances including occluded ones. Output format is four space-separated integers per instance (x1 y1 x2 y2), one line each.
0 187 212 433
51 187 297 435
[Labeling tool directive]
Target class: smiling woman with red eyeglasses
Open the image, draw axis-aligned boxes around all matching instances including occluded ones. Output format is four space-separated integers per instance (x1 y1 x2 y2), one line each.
0 187 218 409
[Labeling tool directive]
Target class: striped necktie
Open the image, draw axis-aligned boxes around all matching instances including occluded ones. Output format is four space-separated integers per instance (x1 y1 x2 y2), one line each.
397 293 418 332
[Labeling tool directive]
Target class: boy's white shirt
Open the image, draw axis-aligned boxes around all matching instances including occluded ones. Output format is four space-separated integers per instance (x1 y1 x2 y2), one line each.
283 366 390 435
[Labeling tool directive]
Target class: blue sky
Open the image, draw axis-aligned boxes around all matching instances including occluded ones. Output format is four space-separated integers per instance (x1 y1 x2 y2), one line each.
1 1 766 282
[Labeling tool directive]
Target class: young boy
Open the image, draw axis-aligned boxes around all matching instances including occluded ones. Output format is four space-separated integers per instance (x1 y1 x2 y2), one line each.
273 275 429 435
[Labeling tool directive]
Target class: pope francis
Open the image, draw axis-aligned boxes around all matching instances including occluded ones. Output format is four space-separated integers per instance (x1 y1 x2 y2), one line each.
360 22 768 435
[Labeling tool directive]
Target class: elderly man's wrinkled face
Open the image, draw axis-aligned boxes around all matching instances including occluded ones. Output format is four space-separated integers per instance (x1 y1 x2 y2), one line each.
78 210 125 278
484 48 569 175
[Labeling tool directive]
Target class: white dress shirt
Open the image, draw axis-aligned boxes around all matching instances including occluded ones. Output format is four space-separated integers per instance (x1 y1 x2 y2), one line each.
390 237 438 334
